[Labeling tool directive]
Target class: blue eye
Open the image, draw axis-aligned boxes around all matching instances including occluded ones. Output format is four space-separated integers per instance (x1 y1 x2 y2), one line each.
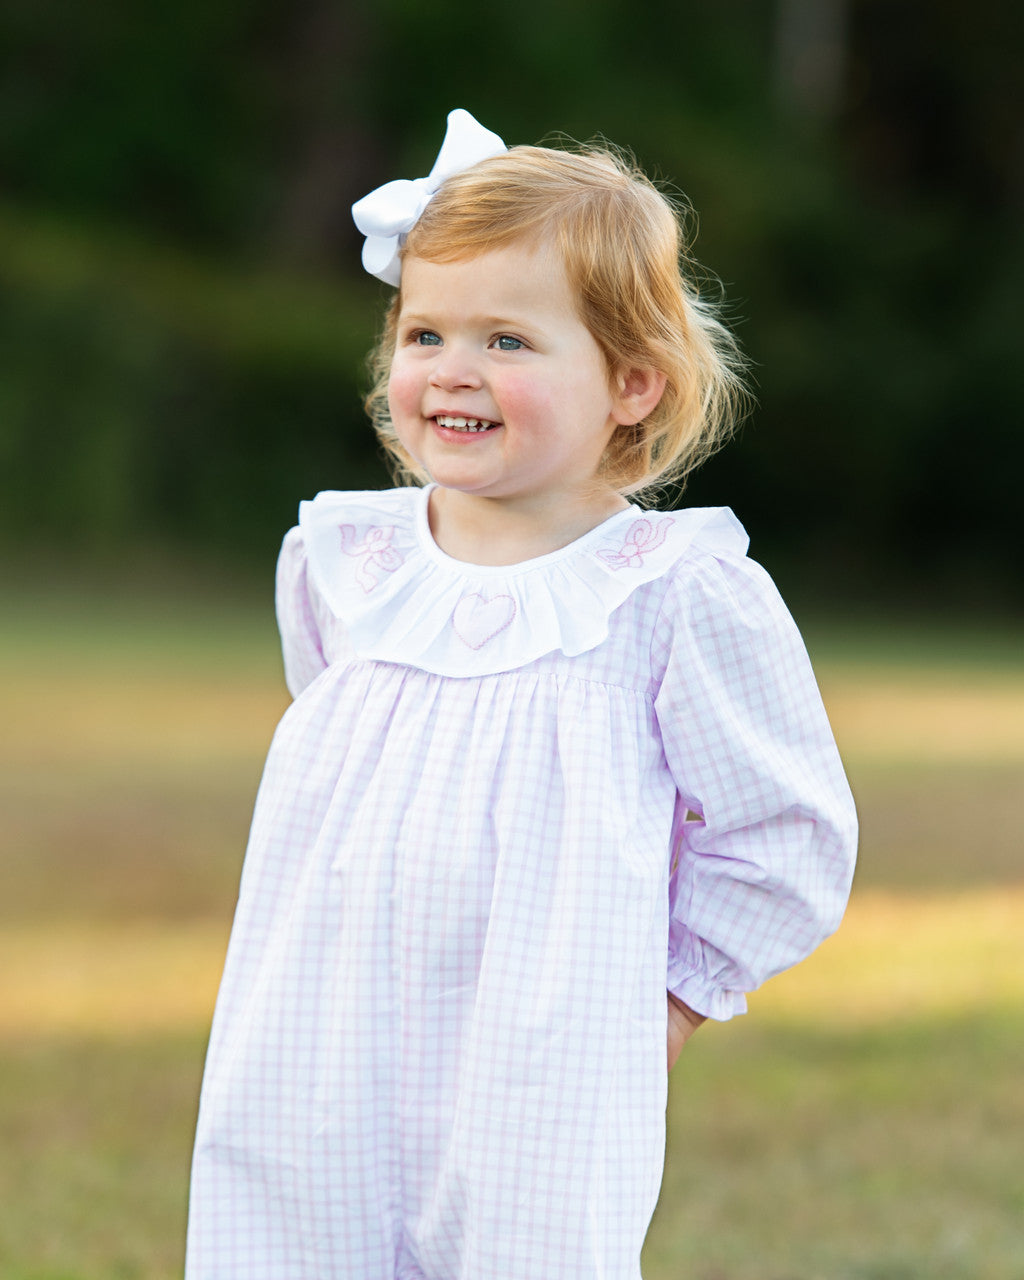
493 335 523 351
415 331 442 346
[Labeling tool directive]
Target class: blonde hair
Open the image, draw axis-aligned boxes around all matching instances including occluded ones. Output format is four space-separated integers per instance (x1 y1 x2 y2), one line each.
364 141 750 499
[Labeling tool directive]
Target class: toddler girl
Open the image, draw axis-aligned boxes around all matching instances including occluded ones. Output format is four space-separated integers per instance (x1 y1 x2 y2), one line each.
186 109 857 1279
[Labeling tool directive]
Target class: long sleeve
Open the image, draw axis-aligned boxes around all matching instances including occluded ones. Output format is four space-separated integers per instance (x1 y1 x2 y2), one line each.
275 526 330 700
653 548 857 1020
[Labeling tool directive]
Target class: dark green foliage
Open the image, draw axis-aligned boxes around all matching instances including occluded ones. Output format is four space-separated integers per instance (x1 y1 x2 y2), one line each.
1 0 1020 604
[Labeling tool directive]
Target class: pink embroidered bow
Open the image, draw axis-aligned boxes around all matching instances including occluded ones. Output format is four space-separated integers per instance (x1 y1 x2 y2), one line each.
339 524 405 592
597 517 674 569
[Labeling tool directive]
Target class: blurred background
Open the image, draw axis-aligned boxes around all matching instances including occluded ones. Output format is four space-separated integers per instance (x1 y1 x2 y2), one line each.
2 2 1022 1278
2 0 1022 606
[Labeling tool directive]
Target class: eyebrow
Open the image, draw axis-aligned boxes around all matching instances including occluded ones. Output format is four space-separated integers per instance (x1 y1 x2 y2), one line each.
398 311 542 332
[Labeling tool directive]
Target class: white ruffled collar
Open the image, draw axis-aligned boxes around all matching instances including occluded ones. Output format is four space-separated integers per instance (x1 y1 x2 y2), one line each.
299 485 747 678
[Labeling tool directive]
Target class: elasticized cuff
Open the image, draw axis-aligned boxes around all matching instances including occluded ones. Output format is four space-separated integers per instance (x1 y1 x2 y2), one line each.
666 963 749 1022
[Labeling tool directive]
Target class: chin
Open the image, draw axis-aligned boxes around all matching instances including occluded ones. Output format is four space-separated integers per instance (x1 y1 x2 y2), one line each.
423 463 502 494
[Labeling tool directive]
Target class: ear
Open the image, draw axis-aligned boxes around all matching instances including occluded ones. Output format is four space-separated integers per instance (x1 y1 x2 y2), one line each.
611 366 668 426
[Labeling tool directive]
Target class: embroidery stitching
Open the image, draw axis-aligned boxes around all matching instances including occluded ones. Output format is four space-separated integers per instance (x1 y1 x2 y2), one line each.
339 524 405 593
597 517 675 569
451 593 517 650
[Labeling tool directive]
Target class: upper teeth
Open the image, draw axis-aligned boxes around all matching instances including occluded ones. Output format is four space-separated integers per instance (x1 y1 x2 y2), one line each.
436 415 496 432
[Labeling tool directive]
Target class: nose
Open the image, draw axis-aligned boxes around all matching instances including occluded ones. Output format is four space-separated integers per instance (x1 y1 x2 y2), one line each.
427 342 483 391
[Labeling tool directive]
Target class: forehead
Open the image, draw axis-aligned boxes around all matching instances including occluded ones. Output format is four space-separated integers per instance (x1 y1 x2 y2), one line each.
398 239 577 319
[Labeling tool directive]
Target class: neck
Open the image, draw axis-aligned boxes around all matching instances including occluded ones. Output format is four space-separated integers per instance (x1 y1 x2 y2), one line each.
427 486 629 566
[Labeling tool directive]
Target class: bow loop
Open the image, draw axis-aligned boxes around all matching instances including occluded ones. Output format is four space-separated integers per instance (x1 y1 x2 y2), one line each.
428 108 507 186
351 109 507 286
352 177 433 241
360 235 402 285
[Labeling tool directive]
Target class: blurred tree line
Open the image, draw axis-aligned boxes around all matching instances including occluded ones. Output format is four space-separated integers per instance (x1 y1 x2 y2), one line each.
1 0 1021 608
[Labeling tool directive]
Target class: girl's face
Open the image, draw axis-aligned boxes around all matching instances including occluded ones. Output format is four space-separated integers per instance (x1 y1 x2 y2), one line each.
388 239 636 518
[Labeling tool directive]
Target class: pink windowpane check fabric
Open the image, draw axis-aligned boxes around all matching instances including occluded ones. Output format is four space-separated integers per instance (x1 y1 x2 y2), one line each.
186 486 856 1279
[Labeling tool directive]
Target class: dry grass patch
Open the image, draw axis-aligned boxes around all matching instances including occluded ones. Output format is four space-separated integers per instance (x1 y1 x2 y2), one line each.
754 884 1024 1025
3 887 1021 1039
819 666 1024 766
0 921 229 1038
2 598 1022 1279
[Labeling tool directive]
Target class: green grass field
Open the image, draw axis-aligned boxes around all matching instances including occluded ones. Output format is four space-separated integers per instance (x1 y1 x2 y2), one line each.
2 581 1022 1279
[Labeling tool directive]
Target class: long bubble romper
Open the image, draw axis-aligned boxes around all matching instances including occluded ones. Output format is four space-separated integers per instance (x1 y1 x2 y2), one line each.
185 485 857 1280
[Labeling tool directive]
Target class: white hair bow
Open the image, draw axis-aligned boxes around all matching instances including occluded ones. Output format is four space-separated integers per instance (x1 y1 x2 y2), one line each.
351 109 508 286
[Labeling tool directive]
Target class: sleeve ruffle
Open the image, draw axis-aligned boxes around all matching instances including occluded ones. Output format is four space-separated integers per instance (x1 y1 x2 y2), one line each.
275 526 330 699
654 547 858 1020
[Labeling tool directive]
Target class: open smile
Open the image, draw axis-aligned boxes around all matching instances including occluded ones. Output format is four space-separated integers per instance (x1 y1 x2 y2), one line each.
433 415 502 434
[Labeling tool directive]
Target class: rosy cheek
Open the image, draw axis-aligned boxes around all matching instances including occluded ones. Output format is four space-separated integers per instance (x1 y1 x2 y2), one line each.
489 372 548 424
387 362 421 422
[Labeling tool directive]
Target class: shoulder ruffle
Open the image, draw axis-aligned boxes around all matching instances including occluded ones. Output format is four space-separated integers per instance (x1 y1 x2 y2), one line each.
297 486 749 678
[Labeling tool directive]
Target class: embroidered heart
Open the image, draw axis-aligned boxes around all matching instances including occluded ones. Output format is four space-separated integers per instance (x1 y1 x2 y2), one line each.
451 592 517 650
